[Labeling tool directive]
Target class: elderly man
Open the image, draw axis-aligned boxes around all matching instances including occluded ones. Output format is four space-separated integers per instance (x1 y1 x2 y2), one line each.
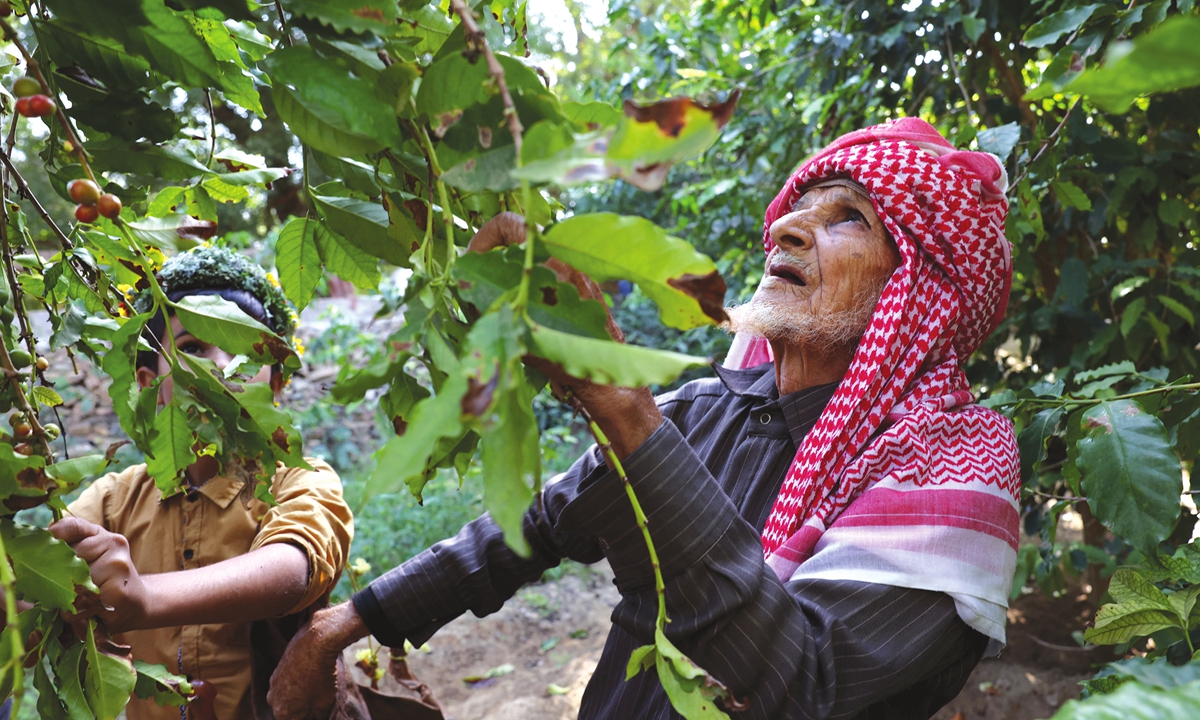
269 118 1020 720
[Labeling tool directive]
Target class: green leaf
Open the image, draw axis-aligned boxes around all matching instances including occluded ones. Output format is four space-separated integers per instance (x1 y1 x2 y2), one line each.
1022 5 1102 48
1076 361 1137 383
1050 679 1200 719
265 45 403 155
654 630 731 719
1085 606 1179 645
1018 407 1063 483
288 0 401 35
89 140 210 180
84 621 137 720
233 382 311 470
101 314 152 448
126 4 223 88
45 454 109 485
541 213 725 329
1108 568 1173 610
1078 401 1182 558
468 309 539 555
626 644 657 681
310 150 380 195
56 644 93 720
275 217 323 310
453 248 611 339
314 222 382 290
146 402 196 494
313 195 409 266
125 214 216 253
526 322 710 388
364 373 467 503
172 295 300 370
415 51 493 119
36 22 156 91
976 123 1021 161
32 386 64 407
1158 295 1195 327
442 146 520 192
1053 180 1093 211
395 4 455 55
1121 296 1146 337
133 661 192 707
1106 657 1200 689
560 100 622 129
1066 15 1200 112
1 519 92 611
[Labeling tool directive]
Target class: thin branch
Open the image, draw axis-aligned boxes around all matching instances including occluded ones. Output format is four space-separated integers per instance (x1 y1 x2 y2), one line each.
1011 98 1082 189
0 150 74 253
1 20 96 183
449 0 524 157
274 0 294 47
946 35 978 125
204 89 217 167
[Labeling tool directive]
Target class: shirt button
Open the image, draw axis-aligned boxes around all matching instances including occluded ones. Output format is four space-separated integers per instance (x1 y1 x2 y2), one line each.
183 549 194 560
759 413 771 425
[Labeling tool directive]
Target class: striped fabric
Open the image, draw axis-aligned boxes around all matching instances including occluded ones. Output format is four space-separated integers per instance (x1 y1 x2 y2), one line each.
356 364 987 719
726 118 1021 643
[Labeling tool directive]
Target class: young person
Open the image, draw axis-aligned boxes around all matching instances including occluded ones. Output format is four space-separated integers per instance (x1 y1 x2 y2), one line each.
51 244 353 720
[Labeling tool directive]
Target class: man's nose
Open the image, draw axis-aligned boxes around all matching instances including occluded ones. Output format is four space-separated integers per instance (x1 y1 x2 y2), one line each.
768 211 815 251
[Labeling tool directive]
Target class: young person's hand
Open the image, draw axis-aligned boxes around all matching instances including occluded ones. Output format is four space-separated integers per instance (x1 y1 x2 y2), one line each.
49 517 149 632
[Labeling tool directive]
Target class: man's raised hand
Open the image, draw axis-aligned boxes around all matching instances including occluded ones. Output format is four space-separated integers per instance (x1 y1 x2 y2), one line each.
48 517 149 632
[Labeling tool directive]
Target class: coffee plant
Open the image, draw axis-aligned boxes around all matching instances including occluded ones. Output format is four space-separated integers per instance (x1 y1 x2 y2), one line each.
0 0 749 716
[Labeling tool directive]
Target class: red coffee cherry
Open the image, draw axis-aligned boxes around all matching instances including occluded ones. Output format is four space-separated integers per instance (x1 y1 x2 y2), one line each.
74 204 99 223
28 95 56 117
97 193 122 220
67 179 101 205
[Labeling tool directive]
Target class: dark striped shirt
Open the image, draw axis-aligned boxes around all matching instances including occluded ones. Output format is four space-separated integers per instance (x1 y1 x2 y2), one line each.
355 363 987 719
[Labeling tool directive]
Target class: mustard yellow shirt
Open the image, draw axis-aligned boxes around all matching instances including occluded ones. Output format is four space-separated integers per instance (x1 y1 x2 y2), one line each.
67 459 353 720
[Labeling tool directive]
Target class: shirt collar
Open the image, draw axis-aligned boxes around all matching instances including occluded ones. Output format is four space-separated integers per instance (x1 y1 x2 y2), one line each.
713 362 840 446
193 472 246 509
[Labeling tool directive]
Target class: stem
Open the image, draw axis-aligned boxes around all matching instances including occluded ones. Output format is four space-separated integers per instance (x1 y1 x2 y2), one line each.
449 0 524 159
0 530 24 718
1013 382 1200 409
274 0 295 47
3 20 97 183
436 179 454 270
204 89 217 167
945 35 977 126
0 149 76 254
1010 98 1082 190
572 401 668 628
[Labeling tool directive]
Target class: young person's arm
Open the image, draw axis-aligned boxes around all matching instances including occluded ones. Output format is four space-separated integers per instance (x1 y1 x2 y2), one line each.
48 517 308 632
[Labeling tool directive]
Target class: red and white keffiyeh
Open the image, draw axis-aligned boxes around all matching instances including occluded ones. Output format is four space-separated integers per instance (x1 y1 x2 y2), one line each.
726 118 1021 643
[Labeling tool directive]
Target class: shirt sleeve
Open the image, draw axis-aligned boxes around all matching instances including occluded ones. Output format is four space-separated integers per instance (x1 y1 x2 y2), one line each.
66 470 126 530
250 459 354 615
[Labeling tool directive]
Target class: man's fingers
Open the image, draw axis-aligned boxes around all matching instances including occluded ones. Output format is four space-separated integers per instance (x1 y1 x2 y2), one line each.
48 517 104 546
467 211 527 254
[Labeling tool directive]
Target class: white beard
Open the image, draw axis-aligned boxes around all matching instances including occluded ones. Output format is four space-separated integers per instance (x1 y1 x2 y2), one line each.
723 279 887 351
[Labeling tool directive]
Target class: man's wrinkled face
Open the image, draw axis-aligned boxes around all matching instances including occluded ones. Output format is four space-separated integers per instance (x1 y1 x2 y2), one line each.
726 183 900 349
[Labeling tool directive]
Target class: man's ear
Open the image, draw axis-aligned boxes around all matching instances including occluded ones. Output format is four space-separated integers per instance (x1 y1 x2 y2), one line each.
136 366 157 390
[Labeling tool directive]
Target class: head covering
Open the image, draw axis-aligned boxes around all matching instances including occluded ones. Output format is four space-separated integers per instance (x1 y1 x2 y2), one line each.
727 117 1021 644
136 244 299 338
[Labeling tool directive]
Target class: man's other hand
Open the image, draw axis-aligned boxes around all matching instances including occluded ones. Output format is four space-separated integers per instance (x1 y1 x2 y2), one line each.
49 517 148 632
268 601 369 720
468 213 663 458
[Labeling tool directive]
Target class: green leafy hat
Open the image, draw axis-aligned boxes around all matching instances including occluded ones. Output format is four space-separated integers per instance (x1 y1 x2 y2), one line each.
137 244 299 339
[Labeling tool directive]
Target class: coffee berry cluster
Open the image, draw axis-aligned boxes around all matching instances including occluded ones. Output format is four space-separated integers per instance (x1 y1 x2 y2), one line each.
67 178 121 223
11 75 55 118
